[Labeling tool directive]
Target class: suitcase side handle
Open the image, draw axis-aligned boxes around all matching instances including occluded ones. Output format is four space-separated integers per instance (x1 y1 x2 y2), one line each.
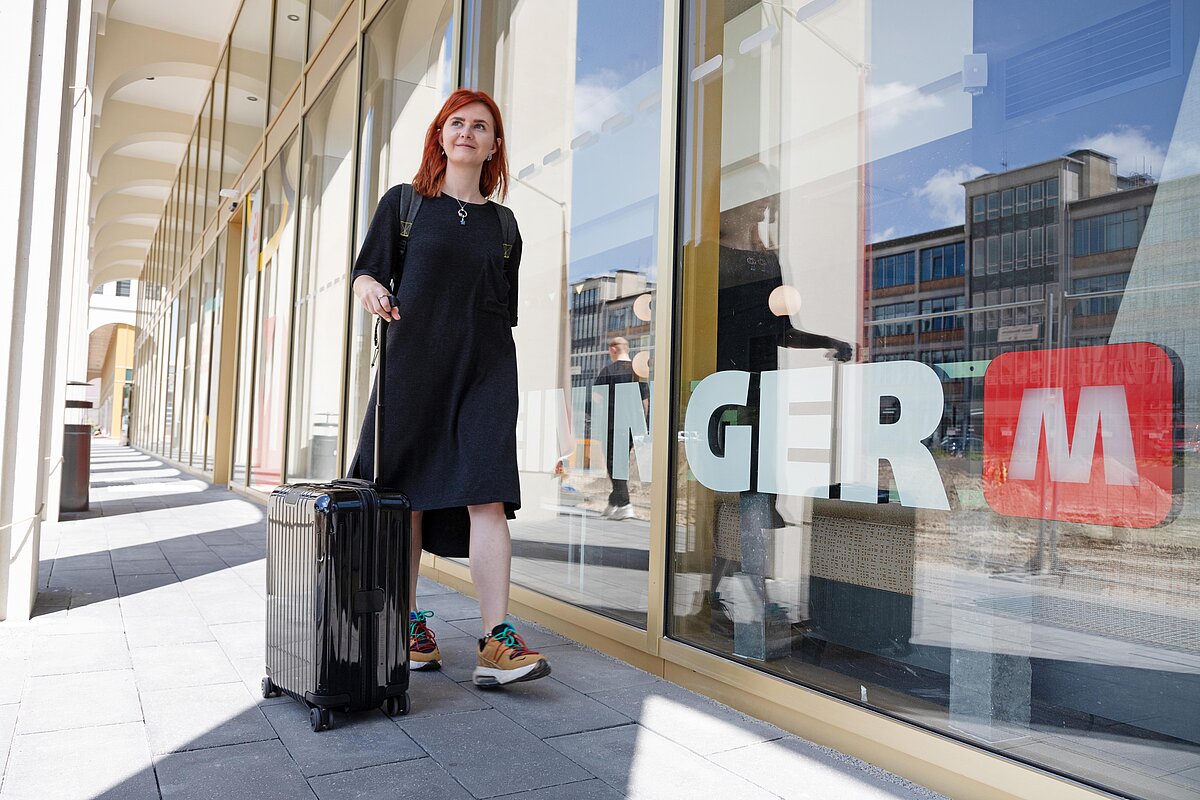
353 588 385 615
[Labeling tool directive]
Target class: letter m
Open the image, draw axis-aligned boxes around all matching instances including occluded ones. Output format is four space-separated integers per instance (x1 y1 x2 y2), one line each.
1008 386 1138 485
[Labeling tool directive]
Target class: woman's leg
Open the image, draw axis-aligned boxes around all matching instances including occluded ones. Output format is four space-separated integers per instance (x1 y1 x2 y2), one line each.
408 510 423 612
467 502 510 634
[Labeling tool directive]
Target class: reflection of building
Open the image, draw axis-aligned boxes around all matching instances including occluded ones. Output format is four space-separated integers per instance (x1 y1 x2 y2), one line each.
569 270 652 387
868 149 1154 438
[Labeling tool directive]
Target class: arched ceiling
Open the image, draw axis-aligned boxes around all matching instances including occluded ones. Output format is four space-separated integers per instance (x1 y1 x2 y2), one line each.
90 0 242 289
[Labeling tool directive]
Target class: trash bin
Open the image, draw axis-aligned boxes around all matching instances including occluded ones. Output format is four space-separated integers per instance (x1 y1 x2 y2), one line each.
61 399 92 512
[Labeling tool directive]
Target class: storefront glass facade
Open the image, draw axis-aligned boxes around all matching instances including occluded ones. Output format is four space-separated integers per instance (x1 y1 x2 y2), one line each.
131 2 1200 797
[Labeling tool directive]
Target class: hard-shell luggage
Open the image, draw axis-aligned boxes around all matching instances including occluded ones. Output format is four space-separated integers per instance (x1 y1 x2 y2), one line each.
262 310 411 732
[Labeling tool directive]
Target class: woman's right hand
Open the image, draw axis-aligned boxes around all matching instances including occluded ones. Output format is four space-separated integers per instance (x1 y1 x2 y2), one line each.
353 275 401 321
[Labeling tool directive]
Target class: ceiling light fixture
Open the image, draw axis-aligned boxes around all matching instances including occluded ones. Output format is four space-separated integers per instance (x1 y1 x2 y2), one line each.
247 95 258 102
287 13 300 21
146 76 155 81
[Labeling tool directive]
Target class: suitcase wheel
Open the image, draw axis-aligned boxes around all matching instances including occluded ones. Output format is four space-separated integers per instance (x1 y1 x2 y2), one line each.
384 693 410 717
260 677 279 699
309 707 333 732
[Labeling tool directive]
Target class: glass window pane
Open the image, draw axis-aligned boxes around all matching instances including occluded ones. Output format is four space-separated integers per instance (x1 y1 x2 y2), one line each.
228 0 270 184
270 0 308 120
349 0 458 475
287 57 356 483
465 0 666 629
193 250 216 467
232 184 262 485
309 0 343 57
211 48 228 210
674 2 1200 795
249 133 299 491
206 230 227 472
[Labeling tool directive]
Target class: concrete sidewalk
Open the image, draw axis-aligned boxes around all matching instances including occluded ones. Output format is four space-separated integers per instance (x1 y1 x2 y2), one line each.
0 441 947 800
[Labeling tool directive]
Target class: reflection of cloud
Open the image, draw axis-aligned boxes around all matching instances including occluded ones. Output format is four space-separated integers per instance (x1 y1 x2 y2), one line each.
574 69 626 136
916 164 986 227
867 81 944 132
872 226 897 243
1072 126 1165 177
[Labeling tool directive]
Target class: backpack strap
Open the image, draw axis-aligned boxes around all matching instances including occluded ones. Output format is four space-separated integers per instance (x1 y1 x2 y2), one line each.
392 184 423 290
494 203 517 263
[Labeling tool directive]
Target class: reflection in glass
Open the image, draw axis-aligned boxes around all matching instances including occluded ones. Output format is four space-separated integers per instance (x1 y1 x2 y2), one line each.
250 136 299 491
206 230 227 472
672 2 1200 798
271 0 308 120
193 250 216 467
348 0 457 474
308 0 343 58
210 48 228 220
232 184 262 485
465 0 666 628
227 0 270 187
288 59 356 482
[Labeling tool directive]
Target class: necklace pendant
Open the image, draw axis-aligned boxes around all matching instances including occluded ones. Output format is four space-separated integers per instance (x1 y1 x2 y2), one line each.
458 208 468 225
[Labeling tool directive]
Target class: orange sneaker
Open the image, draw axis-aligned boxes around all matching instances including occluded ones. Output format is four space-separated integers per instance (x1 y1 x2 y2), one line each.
408 610 441 671
473 622 551 687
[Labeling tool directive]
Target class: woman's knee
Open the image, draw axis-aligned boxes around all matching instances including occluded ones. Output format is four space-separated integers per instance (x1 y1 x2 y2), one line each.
466 502 506 525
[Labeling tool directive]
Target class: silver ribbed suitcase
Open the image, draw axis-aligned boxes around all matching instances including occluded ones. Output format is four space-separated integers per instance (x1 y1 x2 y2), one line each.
262 312 411 732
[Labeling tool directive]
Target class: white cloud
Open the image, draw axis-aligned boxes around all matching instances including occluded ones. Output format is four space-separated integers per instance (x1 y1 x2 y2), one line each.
1072 125 1165 177
916 164 986 227
867 81 945 132
573 69 626 137
872 226 897 243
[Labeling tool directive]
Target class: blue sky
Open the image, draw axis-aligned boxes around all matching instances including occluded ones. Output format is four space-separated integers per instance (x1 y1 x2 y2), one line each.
870 0 1200 241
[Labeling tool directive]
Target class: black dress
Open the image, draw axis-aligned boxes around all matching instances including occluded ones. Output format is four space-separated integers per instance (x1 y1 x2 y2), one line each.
348 186 522 557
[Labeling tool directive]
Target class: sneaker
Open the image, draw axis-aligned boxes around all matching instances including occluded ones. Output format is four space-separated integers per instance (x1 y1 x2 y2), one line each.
609 503 636 521
600 503 616 518
408 610 441 671
473 622 551 687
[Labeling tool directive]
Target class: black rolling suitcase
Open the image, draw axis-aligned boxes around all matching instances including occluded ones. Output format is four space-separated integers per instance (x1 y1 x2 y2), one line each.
262 313 411 732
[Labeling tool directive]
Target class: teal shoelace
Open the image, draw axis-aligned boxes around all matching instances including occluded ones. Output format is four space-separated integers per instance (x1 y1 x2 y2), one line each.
409 610 435 640
491 625 533 656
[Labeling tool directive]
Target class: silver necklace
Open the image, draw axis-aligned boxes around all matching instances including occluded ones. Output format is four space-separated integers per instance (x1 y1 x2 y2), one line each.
451 195 469 225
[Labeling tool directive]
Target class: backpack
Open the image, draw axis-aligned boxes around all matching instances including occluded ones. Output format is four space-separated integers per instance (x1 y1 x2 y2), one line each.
392 182 518 275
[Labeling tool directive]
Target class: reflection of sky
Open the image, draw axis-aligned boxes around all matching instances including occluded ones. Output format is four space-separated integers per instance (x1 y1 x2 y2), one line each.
567 0 664 283
869 0 1199 242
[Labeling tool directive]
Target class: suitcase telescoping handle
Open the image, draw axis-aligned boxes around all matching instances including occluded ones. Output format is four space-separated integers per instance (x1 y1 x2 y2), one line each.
374 298 398 485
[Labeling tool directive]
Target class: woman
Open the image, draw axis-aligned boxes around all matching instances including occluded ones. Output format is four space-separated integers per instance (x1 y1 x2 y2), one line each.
348 89 550 688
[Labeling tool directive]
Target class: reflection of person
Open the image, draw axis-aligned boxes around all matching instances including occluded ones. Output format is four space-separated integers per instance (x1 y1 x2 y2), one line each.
702 167 853 655
593 336 649 520
348 89 550 688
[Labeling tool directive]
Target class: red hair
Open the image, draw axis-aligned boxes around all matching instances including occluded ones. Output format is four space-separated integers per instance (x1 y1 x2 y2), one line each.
412 89 509 201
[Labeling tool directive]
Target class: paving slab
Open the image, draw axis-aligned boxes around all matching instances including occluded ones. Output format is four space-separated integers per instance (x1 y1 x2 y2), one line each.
208 620 266 662
29 631 129 676
0 704 17 775
490 779 627 800
464 676 632 739
589 679 783 756
130 641 240 692
707 736 949 799
1 722 157 800
420 592 481 621
16 669 142 734
124 614 216 649
532 644 660 695
141 681 275 754
404 670 493 719
400 709 592 798
548 723 778 800
263 699 424 778
307 757 473 800
155 739 316 800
